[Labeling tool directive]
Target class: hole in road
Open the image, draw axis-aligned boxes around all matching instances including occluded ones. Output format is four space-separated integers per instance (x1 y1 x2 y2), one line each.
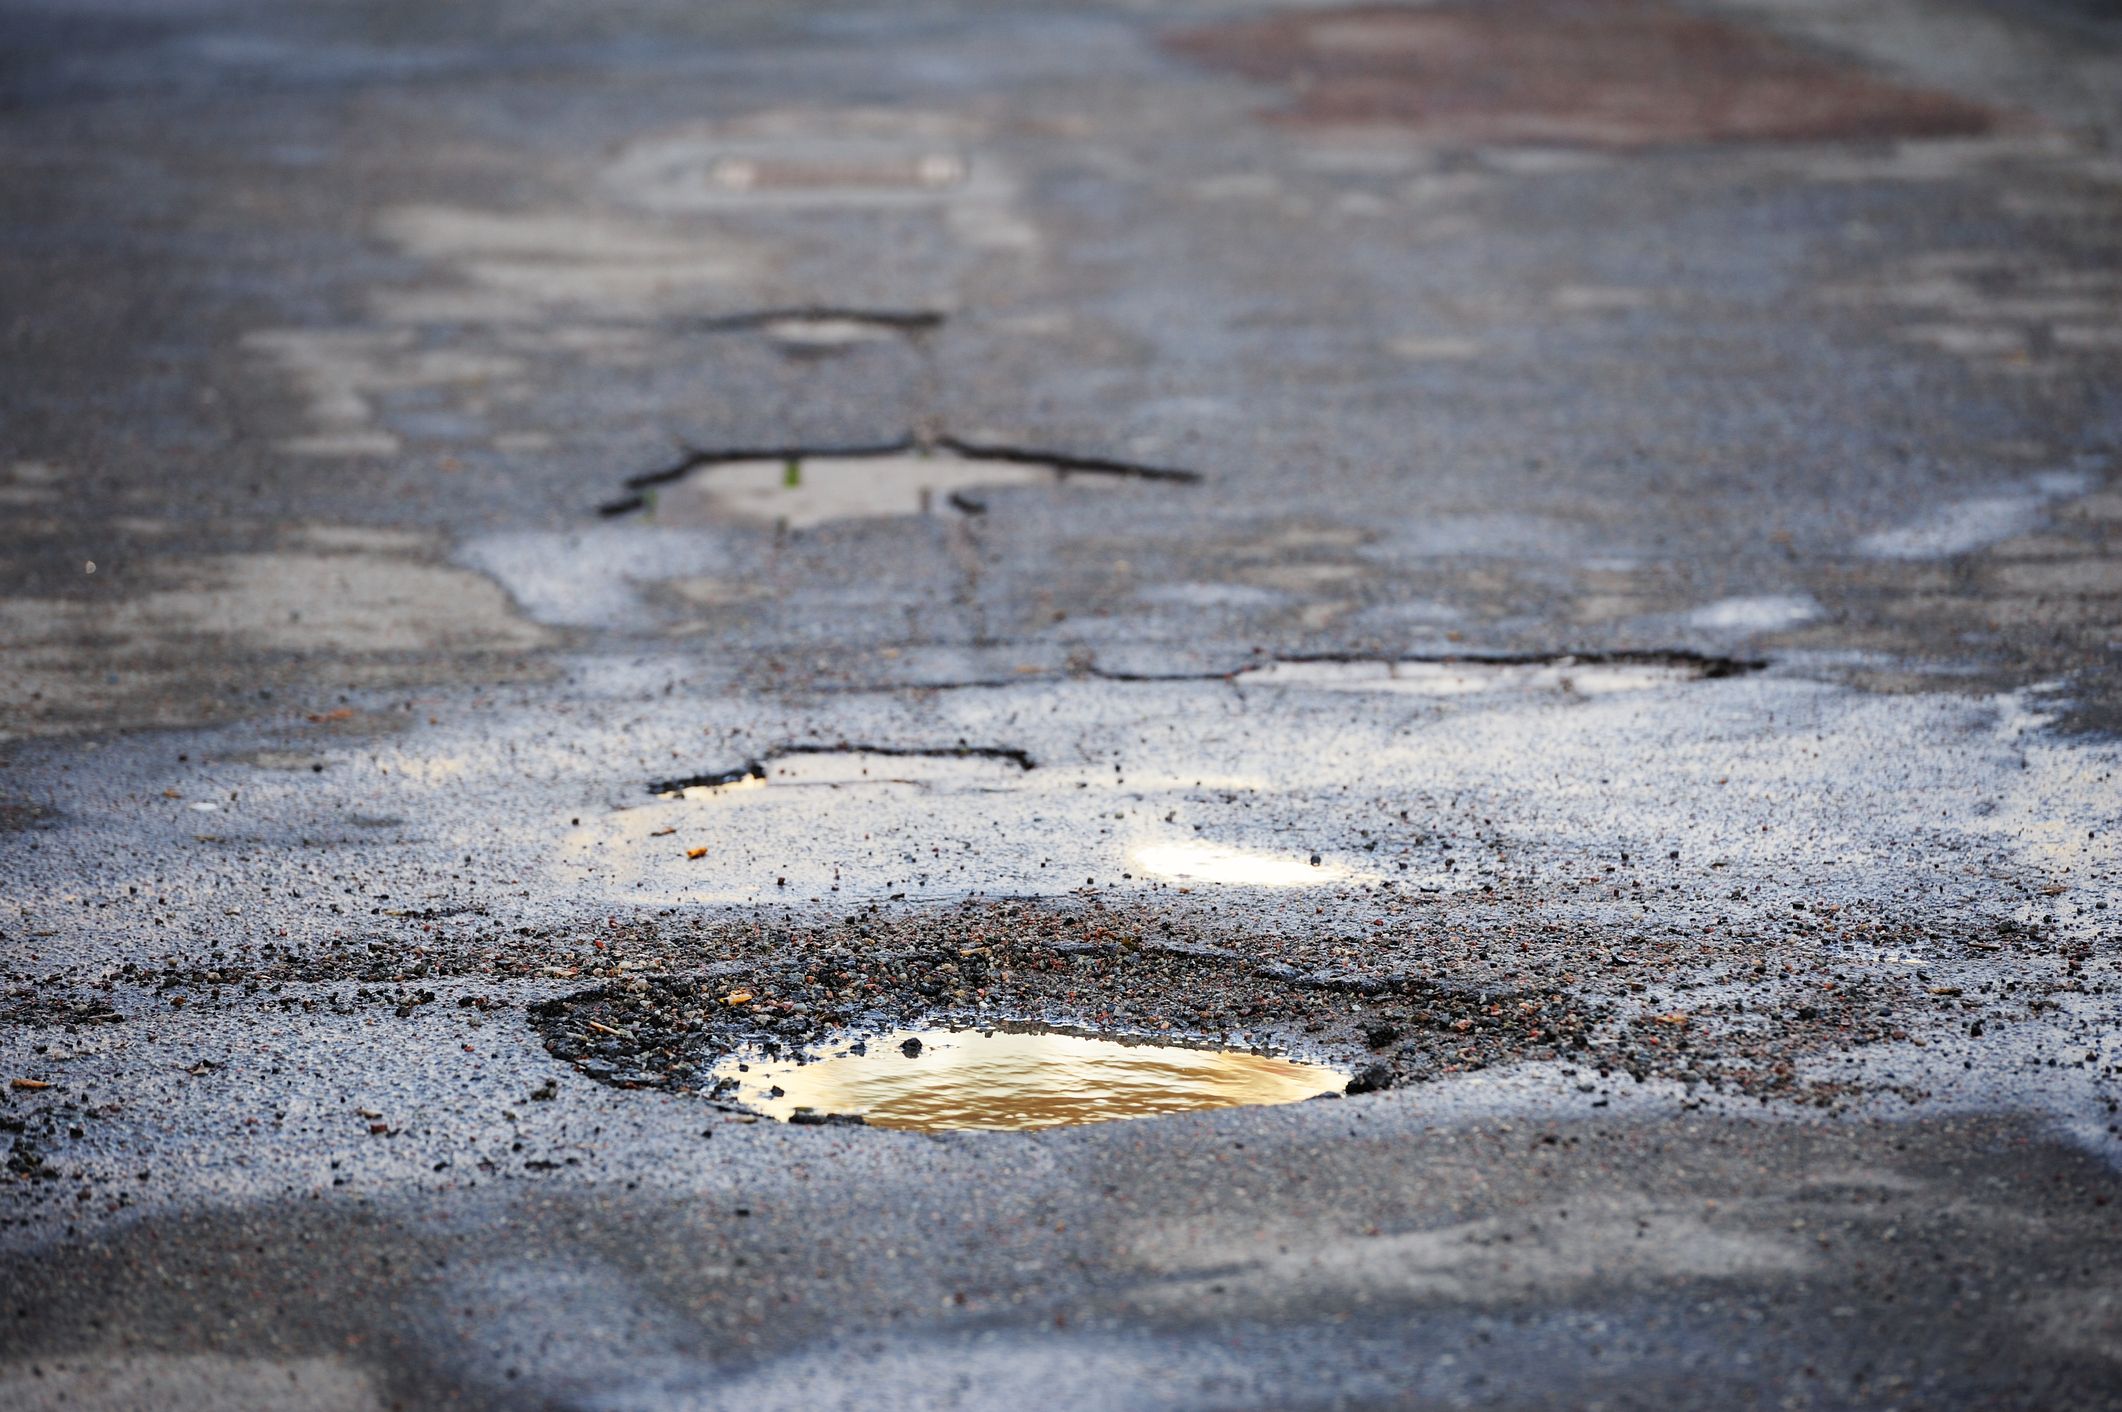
690 307 948 356
649 744 1034 798
715 1025 1348 1131
603 437 1198 525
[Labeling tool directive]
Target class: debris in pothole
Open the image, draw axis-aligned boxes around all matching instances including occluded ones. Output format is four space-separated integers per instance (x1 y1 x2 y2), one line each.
526 912 1618 1110
714 1025 1347 1131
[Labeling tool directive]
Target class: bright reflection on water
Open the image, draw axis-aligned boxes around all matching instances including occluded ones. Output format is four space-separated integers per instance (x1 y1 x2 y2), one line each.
718 1027 1347 1131
657 453 1058 530
1127 839 1366 886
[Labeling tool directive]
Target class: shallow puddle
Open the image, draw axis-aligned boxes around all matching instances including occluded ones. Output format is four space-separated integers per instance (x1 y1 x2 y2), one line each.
717 1027 1347 1131
760 316 903 351
654 452 1033 529
653 748 1027 798
1126 838 1368 887
640 445 1191 531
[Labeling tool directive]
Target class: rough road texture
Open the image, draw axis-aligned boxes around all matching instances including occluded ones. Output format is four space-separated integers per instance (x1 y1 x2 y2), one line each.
2 0 2119 1407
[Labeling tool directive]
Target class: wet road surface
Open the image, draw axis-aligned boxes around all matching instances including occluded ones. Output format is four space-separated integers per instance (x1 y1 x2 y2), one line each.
2 0 2119 1406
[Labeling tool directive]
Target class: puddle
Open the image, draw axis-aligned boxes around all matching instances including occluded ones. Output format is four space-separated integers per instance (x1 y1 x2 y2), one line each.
716 1027 1348 1131
762 318 907 352
1233 655 1740 696
656 452 1049 529
653 771 768 800
1126 839 1370 887
692 307 945 351
601 438 1199 525
650 746 1031 798
630 443 1194 531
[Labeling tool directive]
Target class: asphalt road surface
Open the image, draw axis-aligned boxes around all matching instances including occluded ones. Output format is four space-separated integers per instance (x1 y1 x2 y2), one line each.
2 0 2119 1407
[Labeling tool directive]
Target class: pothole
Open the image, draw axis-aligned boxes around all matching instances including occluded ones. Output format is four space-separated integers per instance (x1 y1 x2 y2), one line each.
713 1025 1348 1131
1233 652 1759 696
602 437 1198 526
530 930 1607 1115
648 744 1034 798
690 306 946 355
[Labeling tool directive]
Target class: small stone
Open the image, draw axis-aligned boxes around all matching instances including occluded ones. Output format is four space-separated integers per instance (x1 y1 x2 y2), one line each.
1346 1063 1393 1096
900 1037 923 1058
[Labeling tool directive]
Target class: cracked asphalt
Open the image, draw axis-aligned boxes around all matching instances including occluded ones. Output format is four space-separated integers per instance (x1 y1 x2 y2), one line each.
2 0 2120 1406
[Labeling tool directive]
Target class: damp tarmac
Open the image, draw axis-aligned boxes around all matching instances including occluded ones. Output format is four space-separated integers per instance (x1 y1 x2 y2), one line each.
715 1027 1349 1131
7 0 2122 1405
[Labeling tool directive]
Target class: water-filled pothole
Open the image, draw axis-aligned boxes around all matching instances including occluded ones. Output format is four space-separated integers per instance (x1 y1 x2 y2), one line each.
656 450 1045 529
1126 839 1372 888
648 745 1033 798
715 1026 1348 1131
605 438 1198 526
692 307 947 355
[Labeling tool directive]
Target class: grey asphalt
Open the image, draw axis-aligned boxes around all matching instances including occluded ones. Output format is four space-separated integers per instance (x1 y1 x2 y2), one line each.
1 0 2118 1407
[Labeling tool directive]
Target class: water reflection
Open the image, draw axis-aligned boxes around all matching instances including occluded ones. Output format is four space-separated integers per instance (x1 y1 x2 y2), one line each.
655 453 1056 530
718 1026 1346 1131
1127 839 1367 886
